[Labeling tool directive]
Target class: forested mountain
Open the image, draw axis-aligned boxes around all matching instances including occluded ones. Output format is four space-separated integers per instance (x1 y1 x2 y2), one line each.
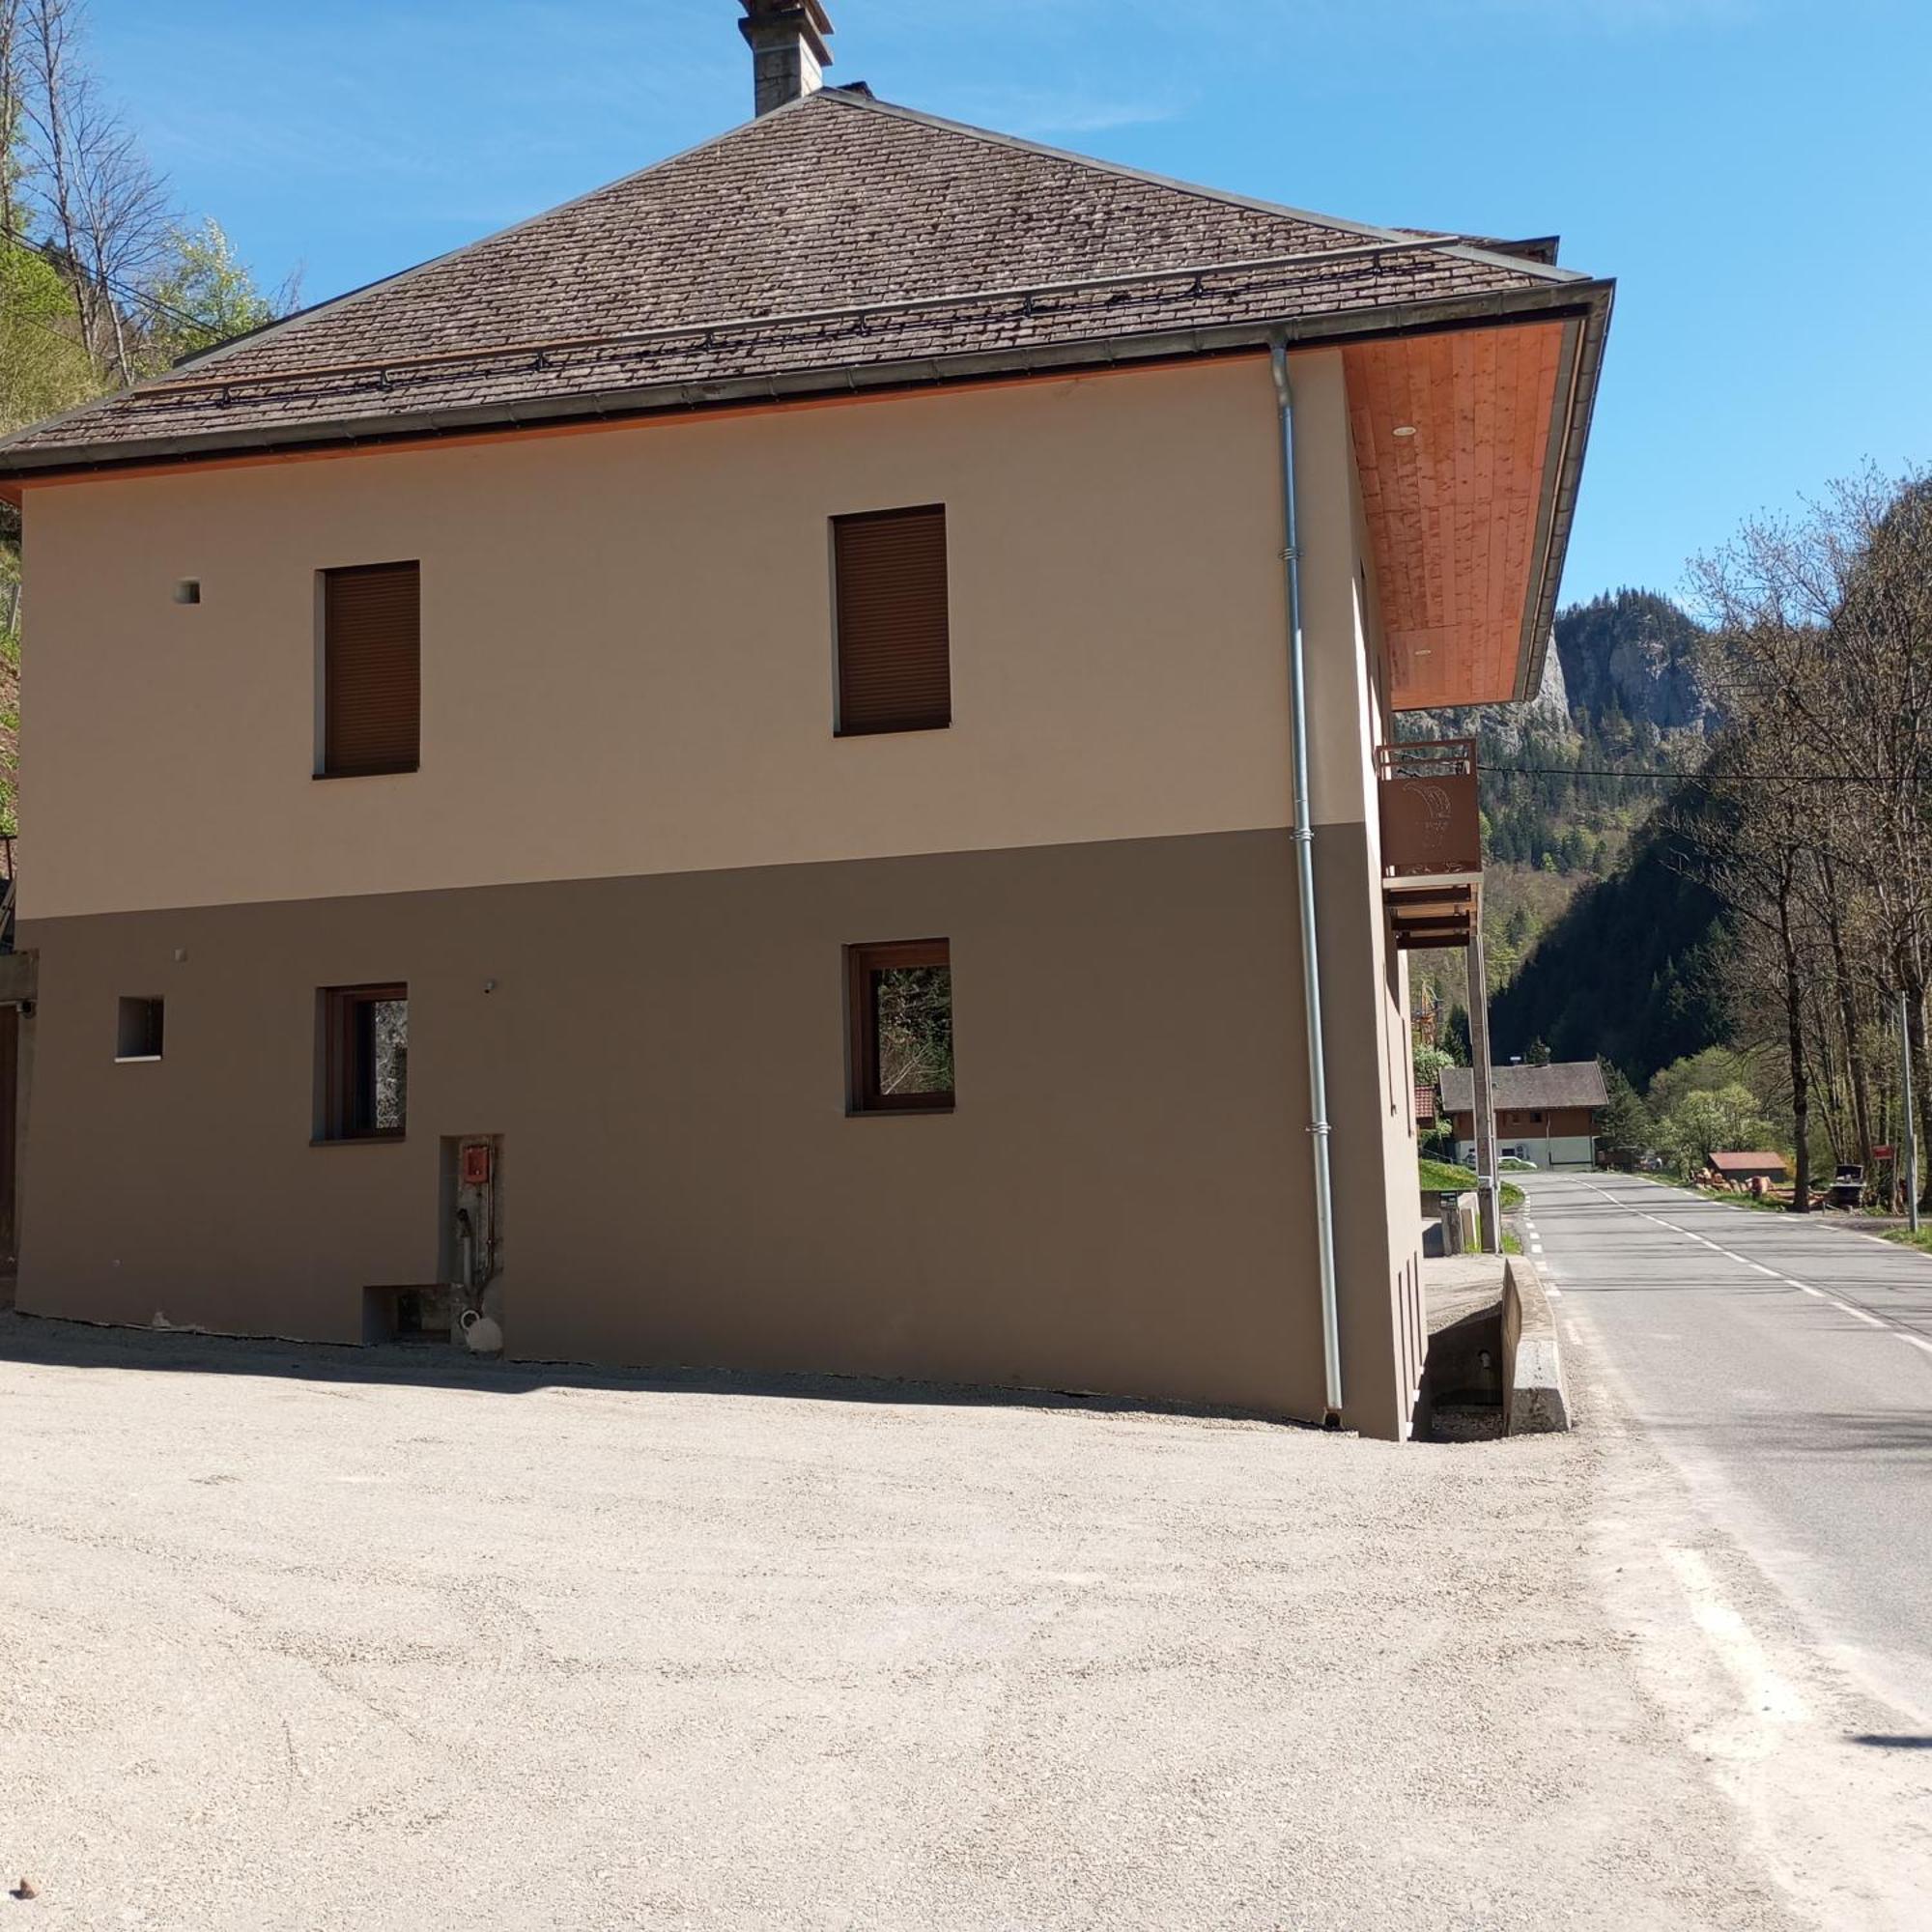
1553 589 1719 738
1488 804 1727 1085
1474 597 1734 1087
1405 586 1718 1013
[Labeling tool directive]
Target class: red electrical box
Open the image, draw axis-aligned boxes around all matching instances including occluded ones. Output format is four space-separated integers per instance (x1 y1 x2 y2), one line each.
461 1142 493 1187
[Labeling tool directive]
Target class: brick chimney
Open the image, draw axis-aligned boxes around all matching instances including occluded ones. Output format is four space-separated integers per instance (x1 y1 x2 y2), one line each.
738 1 834 116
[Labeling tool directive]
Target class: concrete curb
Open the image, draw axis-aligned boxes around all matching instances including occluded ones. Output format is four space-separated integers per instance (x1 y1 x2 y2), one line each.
1502 1254 1570 1435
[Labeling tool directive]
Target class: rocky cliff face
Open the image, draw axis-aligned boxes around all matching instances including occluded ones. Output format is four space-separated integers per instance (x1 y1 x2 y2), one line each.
1409 631 1570 753
1400 588 1714 751
1553 588 1719 736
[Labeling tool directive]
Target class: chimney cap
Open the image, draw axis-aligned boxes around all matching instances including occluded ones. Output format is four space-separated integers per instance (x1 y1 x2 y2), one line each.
738 0 835 68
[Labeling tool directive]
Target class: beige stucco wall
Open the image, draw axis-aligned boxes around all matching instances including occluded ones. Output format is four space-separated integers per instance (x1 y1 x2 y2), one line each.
16 832 1346 1424
14 344 1427 1435
18 354 1338 923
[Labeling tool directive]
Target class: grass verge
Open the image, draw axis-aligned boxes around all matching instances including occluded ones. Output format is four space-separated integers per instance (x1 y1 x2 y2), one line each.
1418 1157 1525 1215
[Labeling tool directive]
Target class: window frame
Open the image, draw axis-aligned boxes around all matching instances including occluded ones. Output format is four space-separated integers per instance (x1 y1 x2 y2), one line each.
114 995 164 1063
845 938 954 1117
316 981 409 1144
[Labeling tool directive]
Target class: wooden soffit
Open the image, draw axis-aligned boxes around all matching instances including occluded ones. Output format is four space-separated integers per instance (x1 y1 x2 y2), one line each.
1345 318 1570 710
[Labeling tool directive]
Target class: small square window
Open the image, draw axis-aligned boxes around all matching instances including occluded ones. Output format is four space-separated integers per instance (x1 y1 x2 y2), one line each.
173 579 201 606
115 996 164 1061
318 983 408 1141
846 940 952 1114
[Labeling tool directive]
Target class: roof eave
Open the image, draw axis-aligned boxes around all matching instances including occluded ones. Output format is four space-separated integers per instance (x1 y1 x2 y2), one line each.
1512 278 1614 706
0 277 1615 495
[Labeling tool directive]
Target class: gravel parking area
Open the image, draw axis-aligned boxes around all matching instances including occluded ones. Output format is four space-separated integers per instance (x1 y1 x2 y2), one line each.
0 1312 1822 1929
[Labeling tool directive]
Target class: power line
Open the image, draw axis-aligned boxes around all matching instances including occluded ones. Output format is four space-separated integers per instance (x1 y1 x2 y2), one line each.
1 222 215 338
1486 765 1914 788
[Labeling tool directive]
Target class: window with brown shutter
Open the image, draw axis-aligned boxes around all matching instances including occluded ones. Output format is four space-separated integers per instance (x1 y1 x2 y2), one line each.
833 505 951 736
321 561 419 778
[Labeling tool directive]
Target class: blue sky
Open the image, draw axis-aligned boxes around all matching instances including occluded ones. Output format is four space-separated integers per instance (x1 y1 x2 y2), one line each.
85 0 1929 606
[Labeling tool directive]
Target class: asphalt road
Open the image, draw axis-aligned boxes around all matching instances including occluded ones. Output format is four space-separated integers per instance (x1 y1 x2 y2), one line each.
1521 1170 1932 1723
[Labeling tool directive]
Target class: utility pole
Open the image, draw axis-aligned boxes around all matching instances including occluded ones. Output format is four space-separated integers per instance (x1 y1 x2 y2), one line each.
1467 926 1500 1254
1901 991 1920 1235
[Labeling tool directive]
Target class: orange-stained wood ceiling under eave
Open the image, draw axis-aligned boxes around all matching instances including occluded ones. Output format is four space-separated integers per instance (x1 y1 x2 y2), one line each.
1345 318 1567 711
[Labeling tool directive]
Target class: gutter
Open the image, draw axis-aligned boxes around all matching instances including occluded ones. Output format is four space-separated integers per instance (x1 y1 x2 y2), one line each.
1269 334 1345 1428
0 278 1610 485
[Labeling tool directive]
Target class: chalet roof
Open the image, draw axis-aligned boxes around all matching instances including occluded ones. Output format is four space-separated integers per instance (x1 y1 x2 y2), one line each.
0 85 1601 477
1709 1151 1788 1177
1438 1062 1609 1116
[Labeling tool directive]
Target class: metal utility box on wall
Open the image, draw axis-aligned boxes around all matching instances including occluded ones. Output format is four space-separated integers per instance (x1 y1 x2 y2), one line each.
440 1134 504 1350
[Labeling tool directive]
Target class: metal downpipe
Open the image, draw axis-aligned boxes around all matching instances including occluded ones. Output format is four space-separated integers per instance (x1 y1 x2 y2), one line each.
1269 335 1345 1425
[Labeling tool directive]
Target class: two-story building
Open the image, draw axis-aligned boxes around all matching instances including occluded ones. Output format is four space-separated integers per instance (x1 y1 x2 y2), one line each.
1441 1062 1609 1171
0 3 1609 1439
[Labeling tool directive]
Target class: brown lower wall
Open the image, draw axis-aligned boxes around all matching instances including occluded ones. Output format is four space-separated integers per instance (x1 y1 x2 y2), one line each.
15 829 1414 1433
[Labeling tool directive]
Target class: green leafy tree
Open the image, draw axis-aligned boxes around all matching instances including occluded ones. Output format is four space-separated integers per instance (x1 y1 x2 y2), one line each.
1659 1084 1776 1173
1647 1046 1756 1120
138 217 287 369
0 234 95 432
1413 1039 1455 1090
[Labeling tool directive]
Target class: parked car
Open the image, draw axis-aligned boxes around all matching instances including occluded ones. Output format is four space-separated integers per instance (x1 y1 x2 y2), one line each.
1498 1155 1538 1172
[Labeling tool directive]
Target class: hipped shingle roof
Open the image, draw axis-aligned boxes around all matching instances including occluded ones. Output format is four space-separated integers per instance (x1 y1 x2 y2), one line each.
0 86 1596 473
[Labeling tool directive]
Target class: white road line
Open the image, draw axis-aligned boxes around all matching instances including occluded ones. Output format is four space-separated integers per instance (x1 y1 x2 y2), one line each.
1570 1176 1931 1347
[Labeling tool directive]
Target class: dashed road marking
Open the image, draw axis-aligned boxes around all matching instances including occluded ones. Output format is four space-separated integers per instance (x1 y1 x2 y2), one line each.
1565 1176 1932 1350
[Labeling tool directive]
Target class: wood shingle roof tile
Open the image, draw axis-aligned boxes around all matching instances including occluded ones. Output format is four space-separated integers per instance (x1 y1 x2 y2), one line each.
0 86 1595 473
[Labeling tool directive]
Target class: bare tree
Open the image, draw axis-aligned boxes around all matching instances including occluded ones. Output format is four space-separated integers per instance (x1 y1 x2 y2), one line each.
1690 469 1932 1207
16 0 166 384
0 0 23 246
1670 753 1819 1209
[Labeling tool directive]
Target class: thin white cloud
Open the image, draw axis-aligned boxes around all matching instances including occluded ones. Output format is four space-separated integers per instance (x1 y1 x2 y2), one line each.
940 85 1187 135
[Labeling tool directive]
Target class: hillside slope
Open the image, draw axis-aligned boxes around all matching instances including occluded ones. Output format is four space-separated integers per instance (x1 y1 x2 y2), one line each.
1406 588 1717 1017
1488 808 1727 1085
